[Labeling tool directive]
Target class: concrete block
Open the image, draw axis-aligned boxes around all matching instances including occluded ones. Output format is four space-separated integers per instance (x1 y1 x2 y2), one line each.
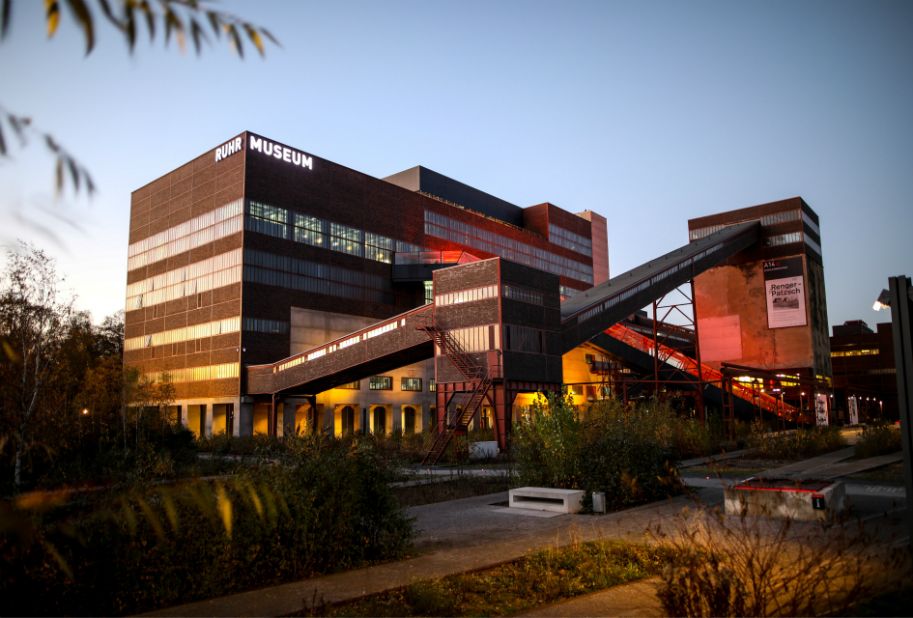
469 441 498 460
724 477 846 522
509 487 585 514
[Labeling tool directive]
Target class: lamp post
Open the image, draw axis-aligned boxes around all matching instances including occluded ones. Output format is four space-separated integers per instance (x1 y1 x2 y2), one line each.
874 276 913 545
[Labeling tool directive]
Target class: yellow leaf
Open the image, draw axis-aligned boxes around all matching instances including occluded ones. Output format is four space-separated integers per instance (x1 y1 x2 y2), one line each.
45 0 60 38
215 483 232 538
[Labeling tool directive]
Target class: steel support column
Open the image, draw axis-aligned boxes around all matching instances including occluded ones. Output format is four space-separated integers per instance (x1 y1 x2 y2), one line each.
888 275 913 545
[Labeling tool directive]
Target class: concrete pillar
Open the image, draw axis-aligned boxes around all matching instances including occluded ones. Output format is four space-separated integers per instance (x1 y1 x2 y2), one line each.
239 402 254 437
203 404 212 437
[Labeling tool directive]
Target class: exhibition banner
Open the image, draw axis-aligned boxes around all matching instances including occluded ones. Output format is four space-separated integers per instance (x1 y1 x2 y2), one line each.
763 257 807 329
815 393 829 426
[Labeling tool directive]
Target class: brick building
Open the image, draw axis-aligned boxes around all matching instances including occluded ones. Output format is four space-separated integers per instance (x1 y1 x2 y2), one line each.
125 132 608 437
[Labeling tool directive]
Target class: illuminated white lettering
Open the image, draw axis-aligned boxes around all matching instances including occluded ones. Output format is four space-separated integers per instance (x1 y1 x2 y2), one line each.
214 136 243 162
246 135 313 171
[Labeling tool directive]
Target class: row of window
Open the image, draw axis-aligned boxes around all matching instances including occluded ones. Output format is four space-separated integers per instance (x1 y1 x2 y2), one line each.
831 348 879 358
126 250 243 310
436 284 498 307
243 317 289 334
244 249 387 289
437 324 501 353
125 316 241 351
503 284 545 306
245 266 391 305
246 201 422 264
128 199 243 270
548 223 592 255
145 362 239 384
339 377 432 391
424 210 594 284
688 209 806 242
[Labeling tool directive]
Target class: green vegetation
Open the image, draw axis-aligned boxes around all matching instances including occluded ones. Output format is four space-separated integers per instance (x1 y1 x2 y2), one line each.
0 435 413 616
302 540 668 617
747 421 847 460
853 424 902 459
513 394 696 509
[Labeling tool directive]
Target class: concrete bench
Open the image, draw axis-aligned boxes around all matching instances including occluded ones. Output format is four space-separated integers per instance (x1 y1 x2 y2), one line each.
509 487 585 514
724 477 846 522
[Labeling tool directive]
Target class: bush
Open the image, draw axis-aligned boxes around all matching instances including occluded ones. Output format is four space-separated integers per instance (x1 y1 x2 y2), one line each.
748 422 847 460
512 395 683 509
854 424 902 459
653 507 909 617
0 435 413 615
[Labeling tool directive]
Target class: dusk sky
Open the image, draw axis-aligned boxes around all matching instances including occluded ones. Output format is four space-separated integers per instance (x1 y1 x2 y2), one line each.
1 0 911 331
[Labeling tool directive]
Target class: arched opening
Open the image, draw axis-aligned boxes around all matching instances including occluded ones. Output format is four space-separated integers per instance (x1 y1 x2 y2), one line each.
341 405 356 436
403 406 416 435
372 406 386 435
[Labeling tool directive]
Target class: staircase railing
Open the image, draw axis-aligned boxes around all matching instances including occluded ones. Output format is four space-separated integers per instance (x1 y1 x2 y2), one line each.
605 323 797 418
418 320 493 465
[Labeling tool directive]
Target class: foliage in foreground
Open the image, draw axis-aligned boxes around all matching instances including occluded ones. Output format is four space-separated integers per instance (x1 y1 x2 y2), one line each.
304 539 667 617
747 421 847 460
853 424 902 459
0 436 413 616
512 395 686 509
652 507 909 617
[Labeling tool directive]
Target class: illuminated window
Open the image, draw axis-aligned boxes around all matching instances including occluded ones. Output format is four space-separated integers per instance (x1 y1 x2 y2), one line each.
127 199 243 270
401 377 422 391
831 348 879 358
337 381 361 390
369 376 393 390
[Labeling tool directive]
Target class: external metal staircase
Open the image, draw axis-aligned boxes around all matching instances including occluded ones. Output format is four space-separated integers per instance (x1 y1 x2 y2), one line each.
604 322 798 418
418 321 493 465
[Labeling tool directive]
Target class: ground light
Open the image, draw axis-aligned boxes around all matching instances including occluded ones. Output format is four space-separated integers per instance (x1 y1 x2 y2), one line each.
873 276 913 545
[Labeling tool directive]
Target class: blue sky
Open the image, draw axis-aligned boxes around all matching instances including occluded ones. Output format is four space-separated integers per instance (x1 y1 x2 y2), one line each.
1 0 911 330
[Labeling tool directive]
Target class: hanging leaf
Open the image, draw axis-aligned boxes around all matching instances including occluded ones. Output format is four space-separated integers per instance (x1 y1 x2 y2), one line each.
66 156 80 192
96 0 122 31
64 0 95 54
54 157 63 195
44 0 60 38
1 0 11 40
206 9 220 38
243 23 264 56
0 122 6 156
260 27 280 48
190 18 206 55
138 0 155 41
124 0 136 51
225 22 242 58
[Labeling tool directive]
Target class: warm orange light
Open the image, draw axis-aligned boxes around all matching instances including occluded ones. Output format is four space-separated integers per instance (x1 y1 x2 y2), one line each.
81 408 90 416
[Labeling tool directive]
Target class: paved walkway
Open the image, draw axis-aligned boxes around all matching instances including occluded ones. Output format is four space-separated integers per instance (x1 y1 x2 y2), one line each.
142 448 905 617
142 489 713 617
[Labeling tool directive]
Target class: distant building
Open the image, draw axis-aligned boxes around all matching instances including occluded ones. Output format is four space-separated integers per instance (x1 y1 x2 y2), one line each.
687 198 832 419
830 320 897 422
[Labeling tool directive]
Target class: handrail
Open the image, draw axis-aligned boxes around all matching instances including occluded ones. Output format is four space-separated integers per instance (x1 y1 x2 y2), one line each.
605 323 797 417
247 303 432 374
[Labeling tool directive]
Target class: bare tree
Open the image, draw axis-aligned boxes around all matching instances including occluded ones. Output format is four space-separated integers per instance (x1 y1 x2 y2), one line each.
0 242 74 489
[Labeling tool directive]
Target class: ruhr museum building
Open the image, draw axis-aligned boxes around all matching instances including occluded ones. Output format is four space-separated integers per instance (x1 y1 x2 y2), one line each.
125 131 609 438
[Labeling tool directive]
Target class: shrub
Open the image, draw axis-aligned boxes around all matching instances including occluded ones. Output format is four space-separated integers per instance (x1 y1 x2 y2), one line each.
748 422 847 460
580 400 682 508
0 435 413 616
854 424 902 459
513 395 682 509
653 507 909 617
